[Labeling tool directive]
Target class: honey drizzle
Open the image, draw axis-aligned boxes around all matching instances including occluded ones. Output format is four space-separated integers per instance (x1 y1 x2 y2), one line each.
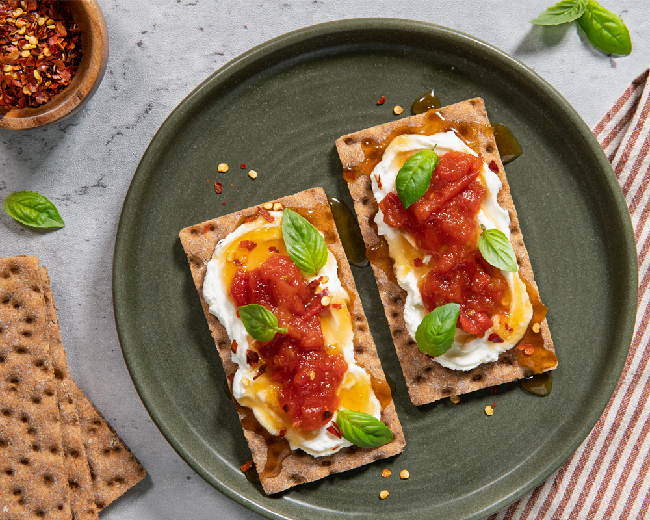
513 278 557 374
370 374 393 410
240 407 292 479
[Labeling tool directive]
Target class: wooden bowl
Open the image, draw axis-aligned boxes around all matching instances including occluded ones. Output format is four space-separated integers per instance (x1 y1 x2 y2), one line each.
0 0 108 130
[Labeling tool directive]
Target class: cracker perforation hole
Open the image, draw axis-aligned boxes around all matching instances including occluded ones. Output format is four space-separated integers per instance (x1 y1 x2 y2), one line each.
1 409 11 417
43 475 53 485
356 324 367 333
344 137 354 145
31 444 40 452
8 376 20 385
49 447 58 455
485 144 495 153
70 449 80 458
21 331 32 338
92 419 102 426
321 459 331 467
442 387 454 394
361 197 369 206
21 413 31 423
94 501 105 509
2 297 10 305
32 285 41 293
34 359 45 368
4 468 13 476
57 505 64 511
415 375 425 383
54 369 65 380
0 355 4 363
392 329 404 337
68 479 80 489
471 373 482 382
35 510 45 517
12 488 21 495
9 266 19 274
103 448 111 456
44 389 54 397
15 346 28 354
31 396 41 404
1 272 9 279
19 458 29 465
27 427 36 435
0 439 8 448
354 346 365 354
13 303 21 309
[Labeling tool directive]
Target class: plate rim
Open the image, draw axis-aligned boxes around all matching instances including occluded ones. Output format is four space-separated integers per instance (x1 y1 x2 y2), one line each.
113 18 638 520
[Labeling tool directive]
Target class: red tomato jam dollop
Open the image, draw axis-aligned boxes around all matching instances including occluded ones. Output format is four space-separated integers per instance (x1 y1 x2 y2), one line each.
230 254 348 431
379 150 508 337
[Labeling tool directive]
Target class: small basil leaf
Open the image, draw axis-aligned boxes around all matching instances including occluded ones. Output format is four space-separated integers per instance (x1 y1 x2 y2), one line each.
395 148 439 209
335 409 393 449
530 0 587 25
478 228 518 272
3 191 64 228
281 209 328 275
238 304 288 342
578 0 632 55
415 303 460 357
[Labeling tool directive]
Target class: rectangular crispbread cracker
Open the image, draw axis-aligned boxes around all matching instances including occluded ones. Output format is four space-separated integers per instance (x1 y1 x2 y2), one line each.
40 268 98 520
179 187 405 494
0 256 71 519
335 98 556 405
39 269 146 513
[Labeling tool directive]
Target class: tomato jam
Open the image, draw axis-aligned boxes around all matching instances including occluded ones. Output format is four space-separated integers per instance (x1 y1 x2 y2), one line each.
230 254 348 431
379 151 508 337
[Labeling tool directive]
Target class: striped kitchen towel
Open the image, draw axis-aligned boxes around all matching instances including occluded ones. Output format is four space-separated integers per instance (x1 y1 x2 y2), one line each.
490 69 650 520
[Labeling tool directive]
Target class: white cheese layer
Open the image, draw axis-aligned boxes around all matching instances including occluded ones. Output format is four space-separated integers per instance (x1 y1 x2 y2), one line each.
371 132 533 371
203 212 380 456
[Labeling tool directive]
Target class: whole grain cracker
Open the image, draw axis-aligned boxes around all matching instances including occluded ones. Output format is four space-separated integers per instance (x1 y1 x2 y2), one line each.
0 256 71 519
40 268 98 520
38 270 145 512
335 98 556 405
179 187 405 494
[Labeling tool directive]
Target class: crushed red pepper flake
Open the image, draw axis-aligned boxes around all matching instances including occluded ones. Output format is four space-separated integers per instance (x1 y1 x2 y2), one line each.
253 364 267 380
222 201 227 206
376 95 385 105
489 386 499 394
517 343 535 355
488 160 499 173
257 206 275 223
240 460 253 473
331 303 343 309
491 401 497 409
230 340 238 354
414 258 423 267
214 181 223 194
240 163 246 169
268 246 280 254
278 427 287 438
326 422 342 439
246 349 260 367
239 240 257 251
504 323 513 333
0 0 83 109
202 224 211 238
488 333 504 343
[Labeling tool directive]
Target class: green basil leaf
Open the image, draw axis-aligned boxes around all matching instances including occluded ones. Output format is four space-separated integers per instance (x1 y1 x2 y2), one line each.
578 0 632 55
395 148 439 209
415 303 460 357
238 304 288 342
3 191 64 228
530 0 587 25
478 228 518 272
335 409 393 449
281 208 328 275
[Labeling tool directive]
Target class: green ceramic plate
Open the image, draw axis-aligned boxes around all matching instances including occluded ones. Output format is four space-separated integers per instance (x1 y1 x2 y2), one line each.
113 19 637 520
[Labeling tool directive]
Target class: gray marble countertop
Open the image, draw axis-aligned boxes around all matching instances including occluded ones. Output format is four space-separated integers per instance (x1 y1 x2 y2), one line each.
1 1 648 519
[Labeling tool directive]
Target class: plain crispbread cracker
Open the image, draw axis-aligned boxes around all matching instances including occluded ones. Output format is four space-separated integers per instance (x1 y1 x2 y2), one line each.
0 257 71 519
335 98 556 405
40 268 98 520
39 269 146 513
179 187 405 495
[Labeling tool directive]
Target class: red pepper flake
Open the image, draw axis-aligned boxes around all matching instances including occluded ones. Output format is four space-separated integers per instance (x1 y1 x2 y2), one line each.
230 340 237 354
504 323 513 333
376 95 386 105
414 258 423 267
0 0 83 109
517 344 535 355
331 303 343 309
222 201 227 206
282 404 289 413
278 427 287 438
374 172 382 189
488 333 504 343
202 224 211 238
239 240 257 251
214 181 223 194
240 460 253 473
322 410 333 421
326 422 342 439
488 160 499 173
246 349 259 367
253 364 267 380
489 386 499 394
257 206 275 223
268 246 280 254
240 163 247 169
491 401 497 409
